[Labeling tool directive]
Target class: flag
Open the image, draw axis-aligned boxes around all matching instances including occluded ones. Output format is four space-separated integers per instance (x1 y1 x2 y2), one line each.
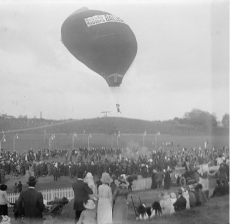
89 133 92 138
157 132 160 136
143 131 147 136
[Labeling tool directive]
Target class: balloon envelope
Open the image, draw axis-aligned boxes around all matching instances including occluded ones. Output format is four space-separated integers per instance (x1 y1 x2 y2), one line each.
61 8 137 87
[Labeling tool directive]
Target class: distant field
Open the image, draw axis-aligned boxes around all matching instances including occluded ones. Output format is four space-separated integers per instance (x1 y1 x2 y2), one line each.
1 132 229 153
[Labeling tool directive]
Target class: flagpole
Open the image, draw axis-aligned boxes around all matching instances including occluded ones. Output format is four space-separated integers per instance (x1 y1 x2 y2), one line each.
143 134 145 147
88 134 91 149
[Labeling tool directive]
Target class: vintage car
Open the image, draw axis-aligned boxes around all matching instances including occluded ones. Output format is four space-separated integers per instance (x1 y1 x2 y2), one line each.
171 166 200 187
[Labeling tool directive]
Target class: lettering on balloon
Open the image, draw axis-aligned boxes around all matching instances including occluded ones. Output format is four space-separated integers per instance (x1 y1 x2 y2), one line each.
85 14 125 27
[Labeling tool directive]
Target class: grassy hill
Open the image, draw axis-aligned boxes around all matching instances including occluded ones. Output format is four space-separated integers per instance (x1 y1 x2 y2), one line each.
1 117 228 136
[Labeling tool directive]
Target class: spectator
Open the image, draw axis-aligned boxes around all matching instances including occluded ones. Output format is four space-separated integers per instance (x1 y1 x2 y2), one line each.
218 163 228 182
14 183 18 193
155 168 164 191
173 188 186 212
113 176 129 224
97 172 113 224
0 184 11 216
151 169 157 189
77 199 97 224
210 180 223 198
72 170 93 223
221 180 229 196
159 192 175 215
17 176 45 224
17 181 22 193
187 185 197 208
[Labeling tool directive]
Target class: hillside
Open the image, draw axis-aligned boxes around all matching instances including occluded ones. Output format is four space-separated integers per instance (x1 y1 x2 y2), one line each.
0 116 228 136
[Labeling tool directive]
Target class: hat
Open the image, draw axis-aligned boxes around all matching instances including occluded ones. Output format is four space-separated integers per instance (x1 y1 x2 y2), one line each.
1 216 11 224
0 184 7 191
170 192 177 199
159 191 165 198
118 176 129 188
111 174 117 180
77 170 84 178
85 172 93 180
177 188 183 194
100 172 112 184
84 199 96 210
27 176 37 185
163 192 170 199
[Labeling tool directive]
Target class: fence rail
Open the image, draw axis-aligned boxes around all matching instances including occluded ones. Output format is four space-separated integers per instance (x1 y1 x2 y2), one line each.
7 187 74 205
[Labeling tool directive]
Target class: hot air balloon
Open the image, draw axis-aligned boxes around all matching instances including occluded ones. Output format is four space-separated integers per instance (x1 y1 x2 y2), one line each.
61 7 137 87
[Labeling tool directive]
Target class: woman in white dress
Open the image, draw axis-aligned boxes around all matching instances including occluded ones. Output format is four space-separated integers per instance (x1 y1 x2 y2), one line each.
97 172 113 224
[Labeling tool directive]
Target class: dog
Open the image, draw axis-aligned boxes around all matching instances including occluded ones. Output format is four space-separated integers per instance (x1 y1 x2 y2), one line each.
136 201 162 220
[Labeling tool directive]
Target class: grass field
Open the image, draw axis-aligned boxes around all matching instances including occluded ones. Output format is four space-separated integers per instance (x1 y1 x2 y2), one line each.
1 132 229 153
57 187 229 224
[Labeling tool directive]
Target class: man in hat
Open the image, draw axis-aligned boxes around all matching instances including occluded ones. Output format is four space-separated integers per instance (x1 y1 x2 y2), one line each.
72 170 93 223
173 188 186 212
17 176 45 224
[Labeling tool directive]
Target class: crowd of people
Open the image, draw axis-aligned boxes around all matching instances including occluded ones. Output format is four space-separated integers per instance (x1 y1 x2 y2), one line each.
0 144 229 183
0 143 228 224
0 163 228 224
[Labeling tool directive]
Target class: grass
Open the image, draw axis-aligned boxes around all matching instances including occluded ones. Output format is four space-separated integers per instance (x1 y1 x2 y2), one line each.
57 192 229 224
6 172 228 224
2 132 229 153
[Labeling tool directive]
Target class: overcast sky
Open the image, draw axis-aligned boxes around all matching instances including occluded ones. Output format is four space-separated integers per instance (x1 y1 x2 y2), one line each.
0 0 228 121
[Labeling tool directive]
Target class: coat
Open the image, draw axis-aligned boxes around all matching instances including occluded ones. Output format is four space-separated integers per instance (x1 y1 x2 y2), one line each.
17 188 45 224
72 179 93 211
173 195 186 212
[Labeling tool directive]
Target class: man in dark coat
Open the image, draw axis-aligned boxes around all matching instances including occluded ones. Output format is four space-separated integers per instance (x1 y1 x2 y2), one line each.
173 188 187 212
17 176 45 224
72 170 93 223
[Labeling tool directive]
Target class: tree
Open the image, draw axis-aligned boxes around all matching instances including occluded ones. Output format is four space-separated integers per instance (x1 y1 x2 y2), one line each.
184 109 217 127
222 114 229 127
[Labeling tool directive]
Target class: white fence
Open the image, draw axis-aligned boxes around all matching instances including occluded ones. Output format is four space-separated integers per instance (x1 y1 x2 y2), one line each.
7 178 153 206
7 187 74 205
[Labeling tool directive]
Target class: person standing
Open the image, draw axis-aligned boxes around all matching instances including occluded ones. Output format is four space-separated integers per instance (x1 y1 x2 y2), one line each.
155 168 164 191
14 183 18 193
0 184 11 216
164 167 171 190
113 176 129 224
17 181 22 193
97 172 113 224
17 176 45 224
72 170 93 223
151 169 157 189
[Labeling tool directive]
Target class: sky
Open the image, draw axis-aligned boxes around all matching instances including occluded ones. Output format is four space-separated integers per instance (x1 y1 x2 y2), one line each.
0 0 228 121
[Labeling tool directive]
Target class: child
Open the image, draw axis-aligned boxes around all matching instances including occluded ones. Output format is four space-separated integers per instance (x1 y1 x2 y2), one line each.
84 172 97 195
77 200 97 224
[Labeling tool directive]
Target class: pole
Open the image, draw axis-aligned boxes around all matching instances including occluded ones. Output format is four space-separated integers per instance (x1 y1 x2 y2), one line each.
143 134 145 147
44 130 46 143
13 133 18 152
111 135 113 148
72 134 74 149
0 134 5 150
117 135 119 147
88 136 90 149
